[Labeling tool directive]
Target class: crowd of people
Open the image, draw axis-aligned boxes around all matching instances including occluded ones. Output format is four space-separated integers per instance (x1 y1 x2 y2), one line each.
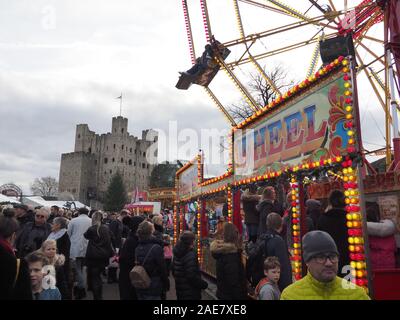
0 185 398 300
240 185 399 300
0 203 176 300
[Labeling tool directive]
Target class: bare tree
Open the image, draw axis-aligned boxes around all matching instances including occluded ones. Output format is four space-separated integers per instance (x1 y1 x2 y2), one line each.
228 64 296 122
30 176 59 197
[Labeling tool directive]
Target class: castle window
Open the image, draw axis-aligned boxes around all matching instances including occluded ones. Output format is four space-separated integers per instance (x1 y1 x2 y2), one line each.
147 164 149 169
114 144 116 149
143 152 146 157
142 163 145 169
107 146 108 151
112 158 115 163
104 158 108 164
130 148 132 153
134 162 136 166
104 171 107 174
122 145 124 150
78 134 81 139
88 147 91 153
128 160 132 165
110 170 112 174
121 158 124 163
72 188 76 193
135 149 137 154
121 128 124 133
95 160 97 166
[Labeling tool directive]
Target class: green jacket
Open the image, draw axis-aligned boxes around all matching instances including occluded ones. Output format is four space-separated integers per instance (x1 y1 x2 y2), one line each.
281 273 370 300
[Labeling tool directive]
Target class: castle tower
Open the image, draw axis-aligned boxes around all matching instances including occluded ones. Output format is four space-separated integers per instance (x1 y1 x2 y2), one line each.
111 116 128 136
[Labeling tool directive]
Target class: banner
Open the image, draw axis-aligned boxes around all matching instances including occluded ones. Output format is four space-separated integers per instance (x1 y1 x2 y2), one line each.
178 163 199 199
233 70 351 179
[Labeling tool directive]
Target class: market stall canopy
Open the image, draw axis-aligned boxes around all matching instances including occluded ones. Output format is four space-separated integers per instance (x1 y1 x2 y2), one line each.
0 194 21 204
22 196 89 210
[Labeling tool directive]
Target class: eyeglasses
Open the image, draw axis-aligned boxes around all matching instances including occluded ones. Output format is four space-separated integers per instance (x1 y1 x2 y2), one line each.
312 253 339 264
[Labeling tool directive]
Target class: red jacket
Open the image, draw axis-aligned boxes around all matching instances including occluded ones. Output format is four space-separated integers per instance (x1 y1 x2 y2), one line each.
369 235 396 270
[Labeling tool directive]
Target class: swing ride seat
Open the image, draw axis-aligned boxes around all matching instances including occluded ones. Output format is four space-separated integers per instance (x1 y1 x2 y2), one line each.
176 46 231 90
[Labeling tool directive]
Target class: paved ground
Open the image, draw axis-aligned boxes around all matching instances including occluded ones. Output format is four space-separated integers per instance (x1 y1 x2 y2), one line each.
83 273 217 300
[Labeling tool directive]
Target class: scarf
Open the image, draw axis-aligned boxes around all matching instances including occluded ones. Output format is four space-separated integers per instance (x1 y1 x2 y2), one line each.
47 229 67 241
0 236 15 256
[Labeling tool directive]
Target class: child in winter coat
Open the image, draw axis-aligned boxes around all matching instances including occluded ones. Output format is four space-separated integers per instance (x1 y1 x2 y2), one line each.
38 239 69 299
256 257 281 300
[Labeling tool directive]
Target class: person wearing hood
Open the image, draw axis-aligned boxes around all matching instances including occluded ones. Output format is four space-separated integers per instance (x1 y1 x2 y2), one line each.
211 222 247 300
47 217 71 296
366 206 396 270
317 190 350 275
0 208 32 300
38 239 69 299
257 187 277 236
172 231 208 300
118 215 144 300
135 221 169 300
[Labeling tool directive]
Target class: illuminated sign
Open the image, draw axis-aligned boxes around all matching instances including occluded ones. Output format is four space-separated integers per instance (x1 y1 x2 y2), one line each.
234 71 351 178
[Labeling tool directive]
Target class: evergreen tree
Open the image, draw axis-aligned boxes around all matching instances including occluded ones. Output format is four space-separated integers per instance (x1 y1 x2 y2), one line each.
150 161 181 188
104 172 128 212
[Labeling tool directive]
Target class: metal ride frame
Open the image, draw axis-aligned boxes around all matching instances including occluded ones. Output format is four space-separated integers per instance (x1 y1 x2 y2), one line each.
177 0 400 299
180 0 399 167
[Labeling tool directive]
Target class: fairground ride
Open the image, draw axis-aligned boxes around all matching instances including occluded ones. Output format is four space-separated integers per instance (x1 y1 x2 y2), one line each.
175 0 400 299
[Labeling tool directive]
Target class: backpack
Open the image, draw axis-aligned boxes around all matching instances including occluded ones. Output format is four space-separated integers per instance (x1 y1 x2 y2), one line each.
130 244 156 289
245 234 276 287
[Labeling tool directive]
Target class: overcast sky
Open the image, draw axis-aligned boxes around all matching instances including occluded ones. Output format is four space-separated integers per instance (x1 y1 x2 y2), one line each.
0 0 388 193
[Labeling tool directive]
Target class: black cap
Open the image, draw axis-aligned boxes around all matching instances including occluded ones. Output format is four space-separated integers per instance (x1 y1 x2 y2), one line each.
13 204 28 211
302 231 339 262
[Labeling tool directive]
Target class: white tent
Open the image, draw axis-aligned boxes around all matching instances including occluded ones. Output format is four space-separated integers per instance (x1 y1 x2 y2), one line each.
0 194 21 204
22 196 89 210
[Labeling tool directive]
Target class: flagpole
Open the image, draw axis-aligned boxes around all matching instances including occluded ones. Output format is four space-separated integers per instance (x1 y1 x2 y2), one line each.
120 92 122 117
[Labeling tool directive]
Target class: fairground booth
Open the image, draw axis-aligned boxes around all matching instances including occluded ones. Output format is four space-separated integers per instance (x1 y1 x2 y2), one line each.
174 56 400 299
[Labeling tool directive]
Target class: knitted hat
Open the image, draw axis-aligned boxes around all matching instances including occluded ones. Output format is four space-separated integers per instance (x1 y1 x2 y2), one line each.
302 231 339 262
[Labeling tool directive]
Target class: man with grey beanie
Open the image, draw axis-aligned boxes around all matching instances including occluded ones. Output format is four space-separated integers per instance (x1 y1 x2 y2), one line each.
281 231 370 300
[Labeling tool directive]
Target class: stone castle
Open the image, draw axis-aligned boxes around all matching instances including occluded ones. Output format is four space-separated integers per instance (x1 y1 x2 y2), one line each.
58 116 158 206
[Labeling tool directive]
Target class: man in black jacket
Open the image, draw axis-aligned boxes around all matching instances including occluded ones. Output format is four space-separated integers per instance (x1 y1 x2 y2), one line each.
317 190 350 275
14 204 34 229
257 187 276 236
15 207 51 258
172 231 208 300
262 213 292 292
